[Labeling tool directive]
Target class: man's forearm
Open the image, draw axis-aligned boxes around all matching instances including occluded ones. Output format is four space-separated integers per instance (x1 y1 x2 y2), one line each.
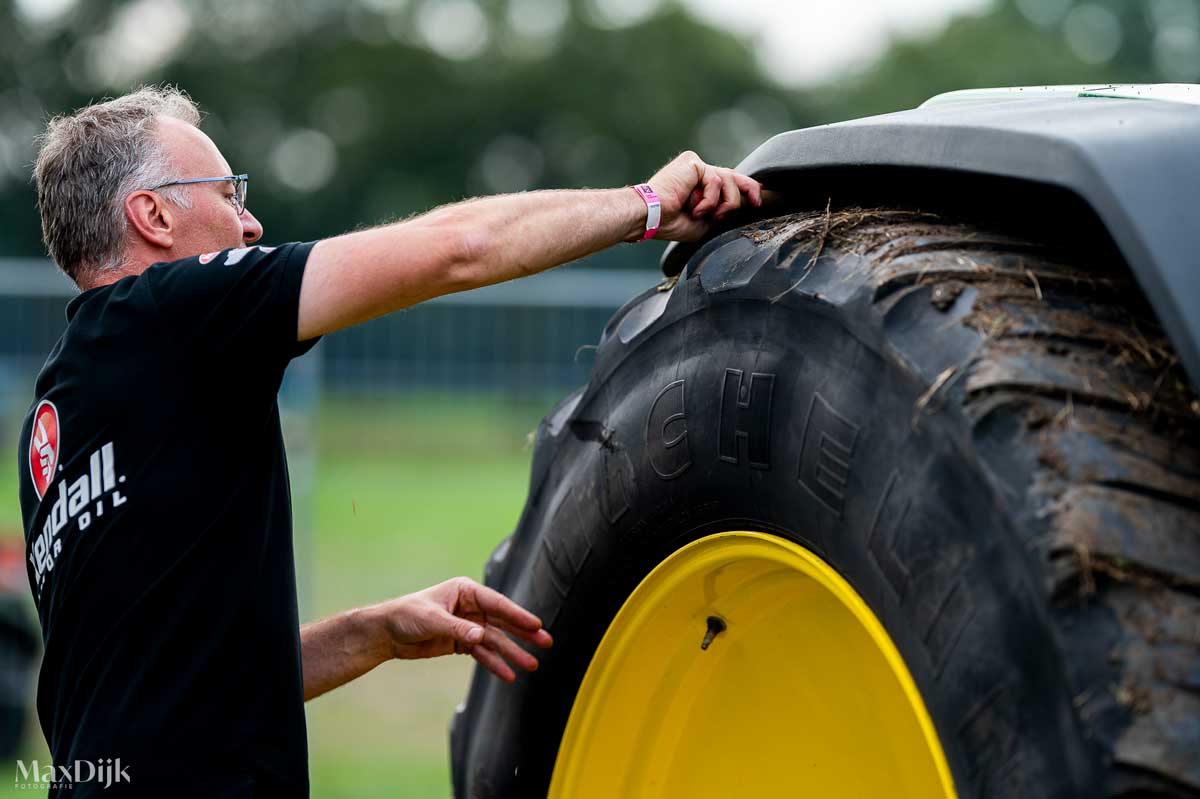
299 187 646 340
298 152 761 340
432 187 648 287
300 606 391 702
300 579 553 700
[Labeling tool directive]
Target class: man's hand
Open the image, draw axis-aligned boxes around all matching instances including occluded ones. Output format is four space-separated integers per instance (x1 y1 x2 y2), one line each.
374 577 553 682
300 576 552 700
645 150 763 242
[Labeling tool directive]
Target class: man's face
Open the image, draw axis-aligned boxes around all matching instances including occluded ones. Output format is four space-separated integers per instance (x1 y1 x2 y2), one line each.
155 116 263 256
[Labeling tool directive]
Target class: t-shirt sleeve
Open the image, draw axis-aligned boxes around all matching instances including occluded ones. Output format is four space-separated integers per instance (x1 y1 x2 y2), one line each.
143 242 319 366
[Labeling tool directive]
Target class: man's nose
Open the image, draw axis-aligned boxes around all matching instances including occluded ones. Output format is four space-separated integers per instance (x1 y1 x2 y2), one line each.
241 208 264 244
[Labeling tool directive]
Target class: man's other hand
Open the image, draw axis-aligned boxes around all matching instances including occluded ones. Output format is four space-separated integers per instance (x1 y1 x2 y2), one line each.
369 576 553 683
646 150 763 242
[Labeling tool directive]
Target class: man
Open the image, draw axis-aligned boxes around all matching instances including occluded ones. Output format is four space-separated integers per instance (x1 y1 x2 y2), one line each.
18 86 761 796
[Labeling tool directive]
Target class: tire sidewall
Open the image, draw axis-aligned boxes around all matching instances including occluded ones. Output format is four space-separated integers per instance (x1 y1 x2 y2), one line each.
466 266 1098 799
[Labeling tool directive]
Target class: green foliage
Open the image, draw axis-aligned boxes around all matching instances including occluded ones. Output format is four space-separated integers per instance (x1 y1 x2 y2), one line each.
817 1 1172 122
3 0 1194 263
0 0 807 263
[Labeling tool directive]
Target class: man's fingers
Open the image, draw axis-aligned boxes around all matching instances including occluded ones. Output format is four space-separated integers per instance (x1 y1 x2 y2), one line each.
470 644 517 683
702 171 723 214
481 625 540 672
457 578 545 632
734 173 763 207
714 170 741 219
486 616 554 648
434 605 485 646
692 171 723 217
467 626 541 683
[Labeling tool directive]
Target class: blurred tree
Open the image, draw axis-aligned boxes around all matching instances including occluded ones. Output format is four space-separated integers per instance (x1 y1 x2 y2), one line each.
818 1 1177 122
3 0 1196 263
0 0 809 263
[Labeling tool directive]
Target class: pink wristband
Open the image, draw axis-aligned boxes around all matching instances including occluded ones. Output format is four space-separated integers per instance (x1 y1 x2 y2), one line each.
632 184 661 242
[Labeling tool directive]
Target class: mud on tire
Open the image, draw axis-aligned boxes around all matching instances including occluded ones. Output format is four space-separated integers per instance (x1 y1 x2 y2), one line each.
451 208 1200 799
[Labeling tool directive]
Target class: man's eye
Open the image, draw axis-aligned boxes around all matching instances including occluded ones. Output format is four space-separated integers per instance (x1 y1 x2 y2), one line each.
226 194 239 207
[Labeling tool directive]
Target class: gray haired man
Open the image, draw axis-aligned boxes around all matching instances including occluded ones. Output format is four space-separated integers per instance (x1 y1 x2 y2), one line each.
19 86 761 796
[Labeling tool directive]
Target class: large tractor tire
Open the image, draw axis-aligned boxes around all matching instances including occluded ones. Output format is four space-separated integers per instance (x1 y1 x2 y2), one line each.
451 208 1200 799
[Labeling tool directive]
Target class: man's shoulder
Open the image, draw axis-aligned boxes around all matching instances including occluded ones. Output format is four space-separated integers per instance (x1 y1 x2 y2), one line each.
132 243 311 301
129 241 317 362
151 243 308 273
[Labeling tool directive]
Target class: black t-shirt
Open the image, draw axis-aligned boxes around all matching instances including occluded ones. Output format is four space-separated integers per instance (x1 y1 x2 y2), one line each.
17 242 318 797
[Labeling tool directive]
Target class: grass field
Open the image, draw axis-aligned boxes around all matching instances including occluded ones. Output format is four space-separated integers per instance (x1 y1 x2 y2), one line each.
305 394 547 798
0 392 553 798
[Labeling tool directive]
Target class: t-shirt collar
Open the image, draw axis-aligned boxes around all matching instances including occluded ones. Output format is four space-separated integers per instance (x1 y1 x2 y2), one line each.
65 285 107 322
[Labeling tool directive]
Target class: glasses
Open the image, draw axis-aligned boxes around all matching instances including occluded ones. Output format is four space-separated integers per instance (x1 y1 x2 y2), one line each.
149 174 249 214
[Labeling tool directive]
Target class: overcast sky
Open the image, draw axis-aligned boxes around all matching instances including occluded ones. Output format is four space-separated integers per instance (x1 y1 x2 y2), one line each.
682 0 993 86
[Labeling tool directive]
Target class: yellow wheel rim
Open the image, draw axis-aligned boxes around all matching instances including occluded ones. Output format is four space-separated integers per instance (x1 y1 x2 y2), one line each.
548 531 957 798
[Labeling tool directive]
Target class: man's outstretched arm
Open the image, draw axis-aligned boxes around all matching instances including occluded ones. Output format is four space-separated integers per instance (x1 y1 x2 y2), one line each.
297 151 761 340
300 577 553 702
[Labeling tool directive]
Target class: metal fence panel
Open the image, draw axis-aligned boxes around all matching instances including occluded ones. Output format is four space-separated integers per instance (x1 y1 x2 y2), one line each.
0 257 658 413
0 260 653 399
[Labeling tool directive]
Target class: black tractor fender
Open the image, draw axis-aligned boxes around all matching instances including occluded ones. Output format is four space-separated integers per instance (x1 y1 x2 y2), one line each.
662 87 1200 391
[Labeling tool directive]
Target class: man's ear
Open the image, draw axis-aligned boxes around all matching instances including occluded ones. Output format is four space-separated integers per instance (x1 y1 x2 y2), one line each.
124 190 175 249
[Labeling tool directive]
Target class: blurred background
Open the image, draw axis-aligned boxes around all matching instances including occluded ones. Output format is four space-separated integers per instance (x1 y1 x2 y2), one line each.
0 0 1193 795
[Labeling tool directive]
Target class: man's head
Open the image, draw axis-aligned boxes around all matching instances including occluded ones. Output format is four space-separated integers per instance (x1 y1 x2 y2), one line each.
34 85 262 289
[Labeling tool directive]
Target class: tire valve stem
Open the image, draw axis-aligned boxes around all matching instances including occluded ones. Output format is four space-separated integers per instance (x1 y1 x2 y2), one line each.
701 616 727 651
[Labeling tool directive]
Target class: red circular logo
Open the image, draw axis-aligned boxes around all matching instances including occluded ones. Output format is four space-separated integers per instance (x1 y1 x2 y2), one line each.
29 400 59 499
